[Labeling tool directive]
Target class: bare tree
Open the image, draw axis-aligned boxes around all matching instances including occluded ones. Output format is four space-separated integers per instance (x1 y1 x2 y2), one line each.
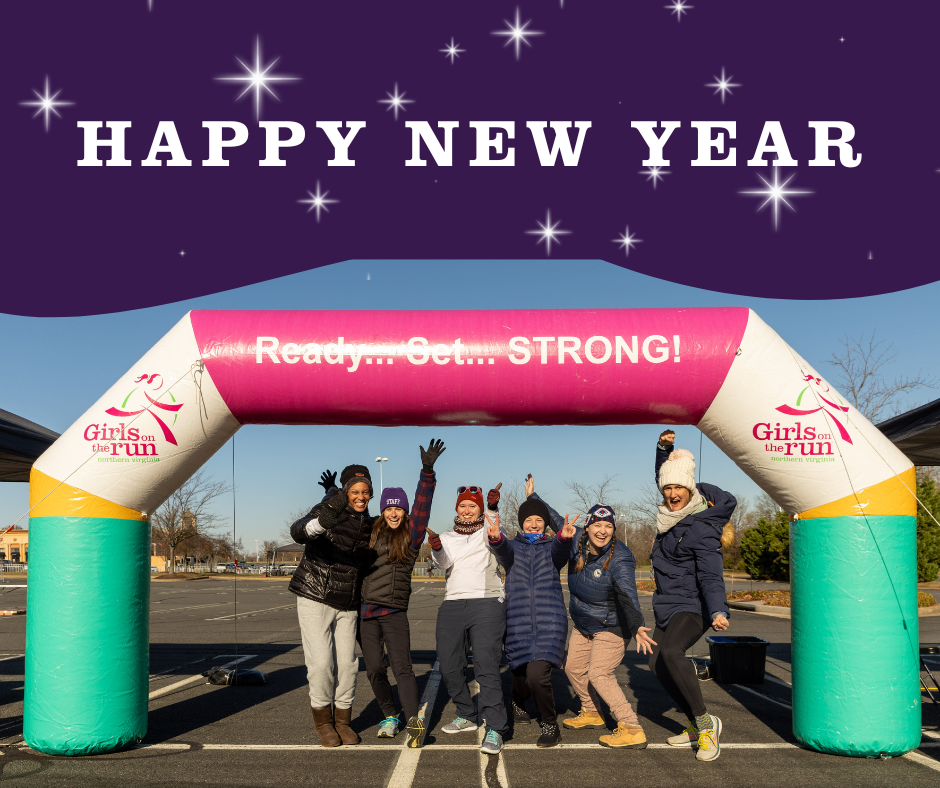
496 478 528 537
150 470 232 574
824 331 938 423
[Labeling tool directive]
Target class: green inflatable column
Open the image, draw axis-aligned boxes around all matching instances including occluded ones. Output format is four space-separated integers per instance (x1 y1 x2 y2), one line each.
24 516 150 755
790 514 921 757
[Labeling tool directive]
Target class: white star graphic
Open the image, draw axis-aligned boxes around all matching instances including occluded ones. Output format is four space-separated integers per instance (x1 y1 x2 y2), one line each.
440 37 466 64
526 209 571 257
216 37 300 121
665 1 693 21
705 67 741 104
612 226 643 257
639 166 670 189
739 170 813 231
20 76 74 132
492 7 544 61
298 181 339 223
378 83 414 121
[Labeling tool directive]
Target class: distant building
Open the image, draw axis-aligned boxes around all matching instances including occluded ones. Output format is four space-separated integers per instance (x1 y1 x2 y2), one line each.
0 527 28 563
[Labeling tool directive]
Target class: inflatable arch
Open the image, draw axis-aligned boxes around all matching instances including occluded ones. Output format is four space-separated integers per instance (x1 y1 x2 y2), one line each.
27 308 919 757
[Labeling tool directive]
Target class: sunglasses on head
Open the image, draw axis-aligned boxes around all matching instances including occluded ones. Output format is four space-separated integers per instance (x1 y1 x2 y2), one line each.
457 486 483 494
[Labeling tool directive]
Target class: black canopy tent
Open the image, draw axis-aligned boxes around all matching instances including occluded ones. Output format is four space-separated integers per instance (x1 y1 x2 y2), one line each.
876 397 940 467
0 409 59 483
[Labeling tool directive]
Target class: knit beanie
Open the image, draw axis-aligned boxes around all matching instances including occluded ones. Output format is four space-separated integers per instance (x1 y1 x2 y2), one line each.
341 464 373 494
455 488 485 513
517 498 552 532
585 503 616 527
658 448 696 493
380 487 409 513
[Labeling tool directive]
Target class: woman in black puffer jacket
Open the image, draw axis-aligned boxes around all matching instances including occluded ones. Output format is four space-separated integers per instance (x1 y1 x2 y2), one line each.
290 464 374 748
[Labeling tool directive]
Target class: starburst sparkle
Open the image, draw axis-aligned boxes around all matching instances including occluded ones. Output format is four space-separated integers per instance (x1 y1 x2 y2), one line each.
20 76 74 132
705 67 741 104
666 1 693 22
216 37 300 120
298 181 339 223
440 37 466 64
739 170 813 231
526 209 570 256
378 83 414 121
492 7 544 61
612 226 643 257
640 166 670 189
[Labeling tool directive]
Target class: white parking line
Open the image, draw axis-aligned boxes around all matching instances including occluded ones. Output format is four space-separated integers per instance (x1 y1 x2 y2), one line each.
470 680 509 788
205 605 295 621
904 750 940 772
727 684 793 710
386 660 442 788
147 656 256 701
151 604 228 615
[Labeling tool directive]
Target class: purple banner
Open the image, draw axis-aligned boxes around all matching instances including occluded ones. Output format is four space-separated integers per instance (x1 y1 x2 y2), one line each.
5 1 937 316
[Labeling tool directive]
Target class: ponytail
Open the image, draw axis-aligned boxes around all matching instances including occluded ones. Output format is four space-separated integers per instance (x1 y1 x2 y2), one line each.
603 536 615 571
720 521 735 550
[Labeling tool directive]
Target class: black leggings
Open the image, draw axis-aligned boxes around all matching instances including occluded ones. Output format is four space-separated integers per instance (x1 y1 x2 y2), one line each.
511 661 557 725
358 612 420 721
648 612 712 720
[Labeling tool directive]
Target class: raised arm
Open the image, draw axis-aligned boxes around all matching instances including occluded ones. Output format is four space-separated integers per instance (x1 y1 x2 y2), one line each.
410 438 444 551
655 430 675 487
290 491 348 545
486 512 515 570
551 521 581 570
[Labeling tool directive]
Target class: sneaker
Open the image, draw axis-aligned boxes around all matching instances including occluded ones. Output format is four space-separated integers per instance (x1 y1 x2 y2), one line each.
562 708 606 729
666 721 698 747
480 729 504 754
537 722 561 748
405 716 425 748
599 723 648 749
695 715 722 762
512 701 531 725
377 716 400 738
441 717 479 734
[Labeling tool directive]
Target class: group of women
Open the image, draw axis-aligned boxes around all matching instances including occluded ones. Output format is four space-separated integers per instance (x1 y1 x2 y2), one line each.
289 429 736 762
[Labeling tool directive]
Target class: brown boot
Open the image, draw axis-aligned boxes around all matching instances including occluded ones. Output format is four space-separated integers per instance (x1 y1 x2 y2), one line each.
311 706 341 748
333 706 361 745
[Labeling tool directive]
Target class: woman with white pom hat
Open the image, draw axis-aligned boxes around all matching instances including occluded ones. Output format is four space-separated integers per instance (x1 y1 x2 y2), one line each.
648 430 736 763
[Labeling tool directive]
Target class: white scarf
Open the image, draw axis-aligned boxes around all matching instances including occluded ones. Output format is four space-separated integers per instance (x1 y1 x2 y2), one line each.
656 489 707 534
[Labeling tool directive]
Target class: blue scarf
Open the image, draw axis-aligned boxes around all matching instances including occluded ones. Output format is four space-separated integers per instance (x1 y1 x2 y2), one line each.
520 532 547 544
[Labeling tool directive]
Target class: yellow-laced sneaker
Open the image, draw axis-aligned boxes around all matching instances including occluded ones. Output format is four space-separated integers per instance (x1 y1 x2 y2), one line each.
666 721 698 747
562 708 606 729
599 723 647 749
695 716 722 762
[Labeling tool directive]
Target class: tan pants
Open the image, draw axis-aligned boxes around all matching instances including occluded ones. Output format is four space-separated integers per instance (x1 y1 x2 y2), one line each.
564 628 639 726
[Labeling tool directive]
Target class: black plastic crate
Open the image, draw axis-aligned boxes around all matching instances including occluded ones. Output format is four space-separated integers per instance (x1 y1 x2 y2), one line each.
705 635 769 684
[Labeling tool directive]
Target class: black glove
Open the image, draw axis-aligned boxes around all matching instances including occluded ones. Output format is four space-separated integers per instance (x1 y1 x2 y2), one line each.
317 491 350 530
318 469 337 492
420 438 446 472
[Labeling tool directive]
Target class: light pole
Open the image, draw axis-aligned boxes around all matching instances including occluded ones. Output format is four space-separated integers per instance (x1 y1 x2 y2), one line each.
254 539 259 564
375 457 388 492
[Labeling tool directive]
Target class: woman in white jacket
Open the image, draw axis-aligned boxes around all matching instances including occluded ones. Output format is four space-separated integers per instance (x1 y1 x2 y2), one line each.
427 484 508 755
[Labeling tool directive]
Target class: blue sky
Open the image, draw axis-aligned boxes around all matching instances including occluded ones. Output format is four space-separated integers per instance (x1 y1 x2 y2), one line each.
2 259 938 552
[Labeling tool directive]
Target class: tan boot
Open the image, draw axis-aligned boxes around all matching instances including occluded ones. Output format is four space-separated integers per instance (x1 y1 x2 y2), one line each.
562 708 607 729
333 706 361 745
311 706 341 748
599 723 648 749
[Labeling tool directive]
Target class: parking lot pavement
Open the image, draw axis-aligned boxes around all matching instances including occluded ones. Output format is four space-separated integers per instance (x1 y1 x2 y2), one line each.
0 578 939 786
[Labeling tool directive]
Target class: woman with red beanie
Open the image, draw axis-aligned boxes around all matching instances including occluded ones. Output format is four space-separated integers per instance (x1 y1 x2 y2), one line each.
359 439 445 749
427 483 509 754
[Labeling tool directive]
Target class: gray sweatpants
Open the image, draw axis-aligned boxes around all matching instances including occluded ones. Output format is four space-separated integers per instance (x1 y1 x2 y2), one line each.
297 596 359 709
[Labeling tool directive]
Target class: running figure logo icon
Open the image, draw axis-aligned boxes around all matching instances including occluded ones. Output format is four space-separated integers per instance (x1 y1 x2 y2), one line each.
775 374 853 445
105 373 183 446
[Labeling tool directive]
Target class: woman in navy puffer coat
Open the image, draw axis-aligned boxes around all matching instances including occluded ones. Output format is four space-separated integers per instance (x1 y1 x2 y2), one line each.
648 430 735 763
487 476 569 748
